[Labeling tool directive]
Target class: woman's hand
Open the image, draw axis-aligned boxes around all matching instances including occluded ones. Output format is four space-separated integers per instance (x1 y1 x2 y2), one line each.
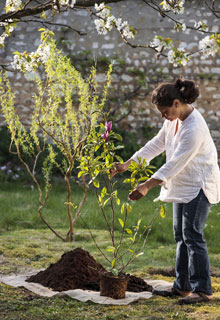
128 182 149 201
110 159 133 177
128 178 162 201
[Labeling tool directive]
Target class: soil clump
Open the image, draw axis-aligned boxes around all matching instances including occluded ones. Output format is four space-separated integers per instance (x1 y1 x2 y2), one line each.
26 248 152 292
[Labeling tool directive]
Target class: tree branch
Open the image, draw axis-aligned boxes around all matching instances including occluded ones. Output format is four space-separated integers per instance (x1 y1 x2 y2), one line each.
205 0 220 18
0 0 126 22
0 2 52 22
19 18 87 35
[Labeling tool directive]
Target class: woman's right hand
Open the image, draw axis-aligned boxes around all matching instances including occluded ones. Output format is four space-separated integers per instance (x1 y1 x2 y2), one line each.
110 160 132 177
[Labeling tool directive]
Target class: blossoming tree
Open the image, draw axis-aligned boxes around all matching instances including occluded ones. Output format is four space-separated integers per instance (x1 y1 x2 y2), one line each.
0 0 220 70
0 29 113 241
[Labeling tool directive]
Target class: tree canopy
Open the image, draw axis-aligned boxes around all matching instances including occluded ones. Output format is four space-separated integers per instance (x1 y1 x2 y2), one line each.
0 0 220 70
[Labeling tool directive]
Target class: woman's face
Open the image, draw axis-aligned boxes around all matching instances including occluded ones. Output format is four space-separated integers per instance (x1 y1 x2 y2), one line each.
156 100 180 121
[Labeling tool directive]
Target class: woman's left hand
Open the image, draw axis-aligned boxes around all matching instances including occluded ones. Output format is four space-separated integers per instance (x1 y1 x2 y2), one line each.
128 182 149 201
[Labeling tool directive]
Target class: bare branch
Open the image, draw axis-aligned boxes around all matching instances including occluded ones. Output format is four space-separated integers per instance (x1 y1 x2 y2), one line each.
0 63 15 72
0 2 53 22
143 0 216 34
205 0 220 18
19 18 87 35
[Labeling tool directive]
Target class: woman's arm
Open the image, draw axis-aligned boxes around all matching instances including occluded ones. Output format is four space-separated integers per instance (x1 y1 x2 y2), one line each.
129 125 205 201
128 177 162 200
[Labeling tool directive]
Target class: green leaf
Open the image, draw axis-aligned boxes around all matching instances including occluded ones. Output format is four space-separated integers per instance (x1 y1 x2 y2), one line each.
160 205 166 218
115 155 124 163
125 228 132 235
111 268 119 276
101 186 107 198
103 198 110 207
93 179 100 188
64 202 77 209
41 11 46 19
114 145 124 150
137 219 142 227
118 218 124 228
127 204 132 213
123 178 131 184
112 258 116 268
113 133 123 141
95 144 101 152
135 252 144 257
78 171 83 178
128 249 134 253
138 176 149 182
107 246 115 252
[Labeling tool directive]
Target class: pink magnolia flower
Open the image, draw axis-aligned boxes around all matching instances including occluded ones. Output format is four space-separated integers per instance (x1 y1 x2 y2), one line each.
101 131 109 142
105 121 112 133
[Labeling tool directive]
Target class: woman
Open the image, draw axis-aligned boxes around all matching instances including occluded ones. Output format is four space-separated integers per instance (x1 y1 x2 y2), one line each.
111 78 220 304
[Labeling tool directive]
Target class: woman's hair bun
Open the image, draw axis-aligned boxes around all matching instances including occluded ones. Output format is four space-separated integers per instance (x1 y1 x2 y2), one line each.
174 78 199 104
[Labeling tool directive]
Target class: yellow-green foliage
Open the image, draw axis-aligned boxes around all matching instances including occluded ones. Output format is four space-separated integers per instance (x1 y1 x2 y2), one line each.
0 29 113 240
0 29 112 181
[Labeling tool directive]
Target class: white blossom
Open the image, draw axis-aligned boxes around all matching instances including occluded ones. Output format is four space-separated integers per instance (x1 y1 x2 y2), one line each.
168 49 188 66
194 20 208 32
94 3 135 39
11 44 51 72
106 16 117 31
35 45 51 63
150 36 172 52
0 19 15 46
94 19 108 35
0 19 14 27
182 23 186 31
121 25 134 39
95 3 111 19
0 32 9 46
199 35 219 59
116 19 134 39
11 54 38 72
53 0 76 10
5 0 22 12
161 0 185 14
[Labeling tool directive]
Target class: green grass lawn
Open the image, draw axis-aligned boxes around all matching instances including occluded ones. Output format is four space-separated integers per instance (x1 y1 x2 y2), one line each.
1 182 220 319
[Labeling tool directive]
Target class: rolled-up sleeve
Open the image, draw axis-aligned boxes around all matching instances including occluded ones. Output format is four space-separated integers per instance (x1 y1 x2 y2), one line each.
131 124 166 164
152 127 204 183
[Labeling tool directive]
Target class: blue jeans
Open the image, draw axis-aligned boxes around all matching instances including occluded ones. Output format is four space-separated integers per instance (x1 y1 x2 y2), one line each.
172 189 212 295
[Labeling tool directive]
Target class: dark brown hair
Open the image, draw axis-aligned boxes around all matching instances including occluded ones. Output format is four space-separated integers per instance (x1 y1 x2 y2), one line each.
151 78 200 107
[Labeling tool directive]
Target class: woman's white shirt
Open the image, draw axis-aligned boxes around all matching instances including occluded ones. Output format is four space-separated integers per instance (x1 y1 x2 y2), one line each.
131 108 220 204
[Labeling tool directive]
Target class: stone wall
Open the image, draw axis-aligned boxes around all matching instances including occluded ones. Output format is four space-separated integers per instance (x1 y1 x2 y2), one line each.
0 0 220 155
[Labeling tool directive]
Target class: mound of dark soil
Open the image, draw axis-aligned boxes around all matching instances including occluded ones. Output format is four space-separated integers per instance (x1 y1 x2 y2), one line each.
26 248 152 293
27 248 105 291
126 273 152 292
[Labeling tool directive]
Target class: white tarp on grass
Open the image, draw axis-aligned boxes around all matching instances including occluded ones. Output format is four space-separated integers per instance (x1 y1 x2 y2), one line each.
0 270 173 305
